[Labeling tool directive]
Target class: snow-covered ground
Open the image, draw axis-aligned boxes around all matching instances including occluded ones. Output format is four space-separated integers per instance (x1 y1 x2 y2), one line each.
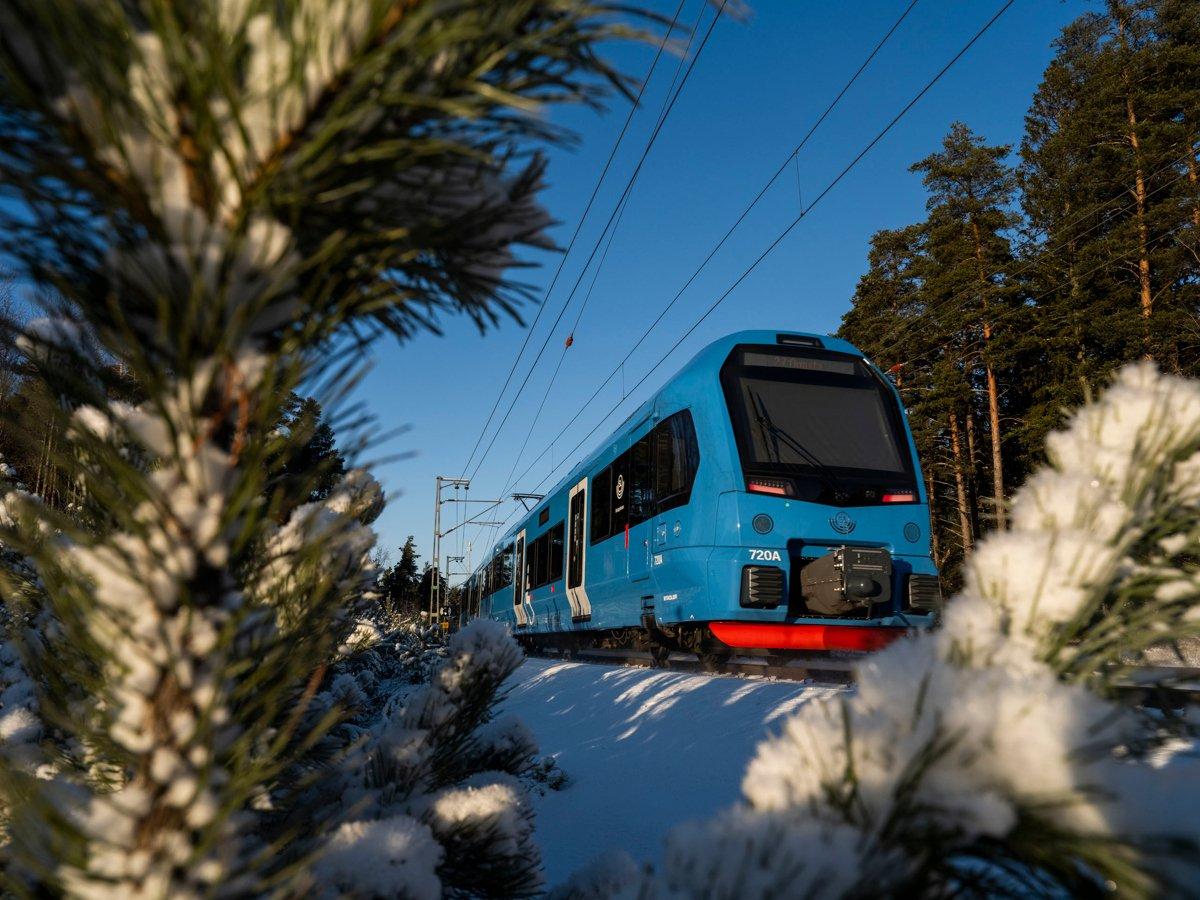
502 658 847 887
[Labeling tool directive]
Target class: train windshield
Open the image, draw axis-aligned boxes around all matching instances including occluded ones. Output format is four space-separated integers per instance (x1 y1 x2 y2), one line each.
720 345 916 503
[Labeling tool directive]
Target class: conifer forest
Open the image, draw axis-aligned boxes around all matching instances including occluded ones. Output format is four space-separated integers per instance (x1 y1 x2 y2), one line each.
0 1 1199 898
838 0 1200 581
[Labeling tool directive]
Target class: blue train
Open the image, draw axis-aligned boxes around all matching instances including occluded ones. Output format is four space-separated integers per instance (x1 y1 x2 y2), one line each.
462 330 941 664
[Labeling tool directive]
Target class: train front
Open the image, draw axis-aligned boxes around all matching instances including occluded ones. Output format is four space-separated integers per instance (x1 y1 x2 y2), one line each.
706 334 941 653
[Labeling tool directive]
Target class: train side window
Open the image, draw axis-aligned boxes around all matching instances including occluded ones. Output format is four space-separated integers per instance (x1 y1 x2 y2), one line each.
526 535 541 590
500 543 514 589
549 522 565 581
629 432 655 526
610 451 629 536
536 532 550 587
591 468 611 544
656 410 700 514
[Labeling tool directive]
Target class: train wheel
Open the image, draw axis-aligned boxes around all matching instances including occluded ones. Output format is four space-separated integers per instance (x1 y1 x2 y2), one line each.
649 644 671 668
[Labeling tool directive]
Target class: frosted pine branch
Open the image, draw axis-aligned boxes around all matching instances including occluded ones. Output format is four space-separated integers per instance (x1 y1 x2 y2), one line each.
631 363 1200 898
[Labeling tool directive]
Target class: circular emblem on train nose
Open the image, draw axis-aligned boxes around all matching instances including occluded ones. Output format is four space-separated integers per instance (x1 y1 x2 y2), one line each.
830 511 856 535
615 474 625 499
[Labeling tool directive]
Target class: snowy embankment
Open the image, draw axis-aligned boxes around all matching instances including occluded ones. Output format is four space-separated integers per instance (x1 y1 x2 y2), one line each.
502 658 846 886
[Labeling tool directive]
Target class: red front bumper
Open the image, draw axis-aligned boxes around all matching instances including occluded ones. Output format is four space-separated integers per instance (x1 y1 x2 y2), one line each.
709 621 906 652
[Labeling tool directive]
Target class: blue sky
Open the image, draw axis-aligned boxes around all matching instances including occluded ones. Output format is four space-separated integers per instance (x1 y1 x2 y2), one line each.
357 0 1091 578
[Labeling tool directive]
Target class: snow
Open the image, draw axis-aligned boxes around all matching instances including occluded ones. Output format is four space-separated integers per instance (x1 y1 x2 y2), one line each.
314 816 442 900
498 658 846 886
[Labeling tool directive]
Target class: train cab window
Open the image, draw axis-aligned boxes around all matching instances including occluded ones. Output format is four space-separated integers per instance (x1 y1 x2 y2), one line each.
656 410 700 514
629 433 655 525
719 346 915 504
549 522 565 582
591 468 611 543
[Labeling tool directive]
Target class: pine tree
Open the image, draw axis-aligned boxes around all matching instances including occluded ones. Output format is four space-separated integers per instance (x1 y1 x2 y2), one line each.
394 535 422 617
377 535 423 624
269 393 347 521
0 1 640 893
910 122 1020 531
1019 0 1198 399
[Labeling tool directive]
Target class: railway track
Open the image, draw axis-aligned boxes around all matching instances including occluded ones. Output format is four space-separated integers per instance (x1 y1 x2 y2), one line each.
532 648 1200 708
1107 666 1200 709
557 647 855 683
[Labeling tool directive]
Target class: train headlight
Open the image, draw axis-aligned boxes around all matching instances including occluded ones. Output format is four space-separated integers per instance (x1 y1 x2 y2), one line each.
752 513 773 534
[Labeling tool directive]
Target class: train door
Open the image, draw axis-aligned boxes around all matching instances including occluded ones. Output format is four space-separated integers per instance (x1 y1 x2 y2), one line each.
566 478 592 620
513 530 528 627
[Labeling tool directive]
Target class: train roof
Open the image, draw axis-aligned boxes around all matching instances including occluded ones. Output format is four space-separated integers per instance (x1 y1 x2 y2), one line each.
479 328 864 559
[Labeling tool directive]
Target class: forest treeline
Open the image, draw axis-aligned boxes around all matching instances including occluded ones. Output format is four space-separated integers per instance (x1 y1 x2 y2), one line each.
838 0 1200 580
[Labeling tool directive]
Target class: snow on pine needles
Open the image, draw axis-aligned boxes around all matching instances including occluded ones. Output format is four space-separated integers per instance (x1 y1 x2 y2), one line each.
617 363 1200 898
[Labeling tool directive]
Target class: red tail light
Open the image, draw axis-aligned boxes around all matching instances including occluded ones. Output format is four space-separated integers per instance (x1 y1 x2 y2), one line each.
747 479 791 496
882 492 916 503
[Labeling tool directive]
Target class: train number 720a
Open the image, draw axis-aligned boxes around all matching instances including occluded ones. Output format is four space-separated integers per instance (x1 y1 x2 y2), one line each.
749 549 783 562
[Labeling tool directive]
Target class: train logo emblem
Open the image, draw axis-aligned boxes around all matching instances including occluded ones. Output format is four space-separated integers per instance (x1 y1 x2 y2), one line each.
615 474 625 499
830 511 856 535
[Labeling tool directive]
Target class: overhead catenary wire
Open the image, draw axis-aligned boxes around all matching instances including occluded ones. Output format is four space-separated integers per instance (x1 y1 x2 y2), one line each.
457 0 691 480
466 0 926 558
490 0 1018 532
466 0 728 484
458 0 711 571
486 0 925 507
487 3 708 511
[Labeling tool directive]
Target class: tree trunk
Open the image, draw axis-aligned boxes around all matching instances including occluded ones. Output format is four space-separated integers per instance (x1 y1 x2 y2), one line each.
1115 4 1154 344
983 362 1005 529
926 467 942 566
965 410 980 537
1187 147 1200 229
34 428 51 498
948 411 973 555
970 219 1007 529
1128 94 1153 329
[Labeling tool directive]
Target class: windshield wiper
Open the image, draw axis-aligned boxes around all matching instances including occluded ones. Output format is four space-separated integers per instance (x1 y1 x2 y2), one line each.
749 389 849 498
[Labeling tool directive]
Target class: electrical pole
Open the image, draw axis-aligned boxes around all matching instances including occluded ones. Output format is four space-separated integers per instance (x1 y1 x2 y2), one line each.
430 476 468 622
442 554 465 629
429 476 502 625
